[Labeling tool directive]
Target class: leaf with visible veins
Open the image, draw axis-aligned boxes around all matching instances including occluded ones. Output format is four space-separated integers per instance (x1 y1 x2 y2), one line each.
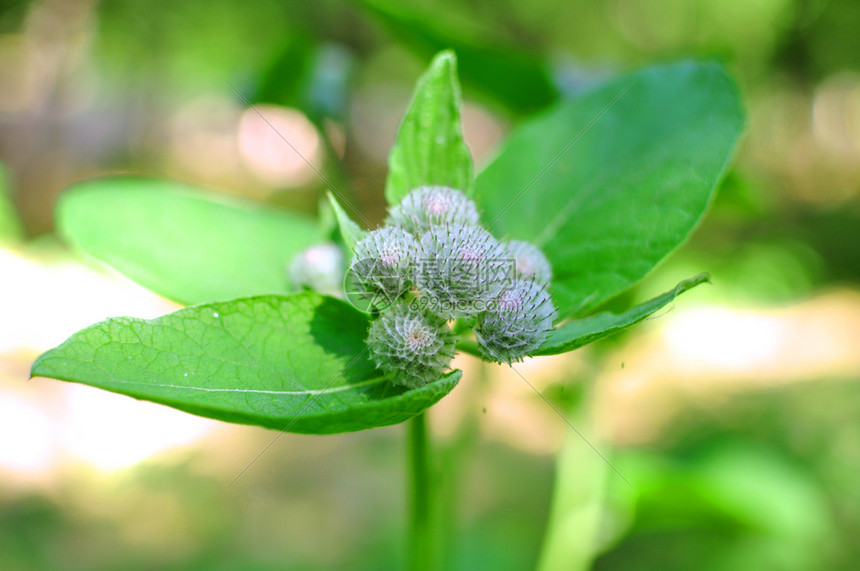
476 62 743 318
32 293 460 434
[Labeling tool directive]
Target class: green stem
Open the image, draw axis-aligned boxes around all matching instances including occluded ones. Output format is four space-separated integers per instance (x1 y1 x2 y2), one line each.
437 358 491 565
537 387 607 571
455 338 482 358
408 413 434 571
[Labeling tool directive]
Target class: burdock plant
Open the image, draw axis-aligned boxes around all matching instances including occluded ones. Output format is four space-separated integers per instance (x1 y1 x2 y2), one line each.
30 52 743 570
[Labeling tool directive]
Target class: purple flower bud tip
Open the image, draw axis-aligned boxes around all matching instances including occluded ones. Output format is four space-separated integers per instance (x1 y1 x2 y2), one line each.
505 240 552 285
387 186 481 234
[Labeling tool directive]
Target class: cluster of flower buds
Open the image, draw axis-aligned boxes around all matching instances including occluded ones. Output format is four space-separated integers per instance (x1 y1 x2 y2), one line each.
349 186 557 386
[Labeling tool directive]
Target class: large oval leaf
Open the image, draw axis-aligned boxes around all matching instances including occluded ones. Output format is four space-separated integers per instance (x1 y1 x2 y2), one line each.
57 177 323 305
475 62 744 318
31 293 460 434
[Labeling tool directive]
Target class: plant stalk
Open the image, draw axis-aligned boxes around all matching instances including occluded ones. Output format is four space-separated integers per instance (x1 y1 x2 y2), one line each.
536 387 607 571
408 413 434 571
437 358 491 565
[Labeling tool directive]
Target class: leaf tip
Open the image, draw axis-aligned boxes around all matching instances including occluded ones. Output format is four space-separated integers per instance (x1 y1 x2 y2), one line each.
425 50 459 83
431 50 457 67
28 354 45 381
691 272 712 287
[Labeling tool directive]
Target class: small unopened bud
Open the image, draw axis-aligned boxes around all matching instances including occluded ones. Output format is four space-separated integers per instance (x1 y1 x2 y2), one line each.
476 279 556 363
289 243 345 297
506 240 552 284
367 301 455 388
348 227 417 308
415 225 508 318
387 186 481 234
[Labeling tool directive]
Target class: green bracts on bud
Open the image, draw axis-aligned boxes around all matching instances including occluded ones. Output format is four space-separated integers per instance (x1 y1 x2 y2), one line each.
476 279 556 363
367 301 456 388
415 224 509 318
349 227 418 307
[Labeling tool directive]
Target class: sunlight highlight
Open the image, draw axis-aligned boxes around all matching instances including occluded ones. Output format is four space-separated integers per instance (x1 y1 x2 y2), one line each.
1 245 212 476
61 385 215 472
663 306 783 371
598 291 860 445
238 104 321 187
0 396 54 474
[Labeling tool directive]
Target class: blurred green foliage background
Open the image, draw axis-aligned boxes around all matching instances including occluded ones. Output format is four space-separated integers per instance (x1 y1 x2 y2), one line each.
0 0 858 569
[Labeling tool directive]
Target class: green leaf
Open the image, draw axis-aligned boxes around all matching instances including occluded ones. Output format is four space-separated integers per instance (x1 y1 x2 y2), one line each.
253 33 319 115
475 62 744 318
57 177 323 305
533 274 709 356
31 293 461 434
358 0 557 113
0 163 24 243
385 51 474 205
327 191 366 252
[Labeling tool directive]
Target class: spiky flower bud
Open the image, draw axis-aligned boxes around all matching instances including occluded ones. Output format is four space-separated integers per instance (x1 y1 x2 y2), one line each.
476 279 557 363
348 227 418 308
387 186 481 234
289 243 345 297
415 224 509 318
506 240 552 284
367 301 455 388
